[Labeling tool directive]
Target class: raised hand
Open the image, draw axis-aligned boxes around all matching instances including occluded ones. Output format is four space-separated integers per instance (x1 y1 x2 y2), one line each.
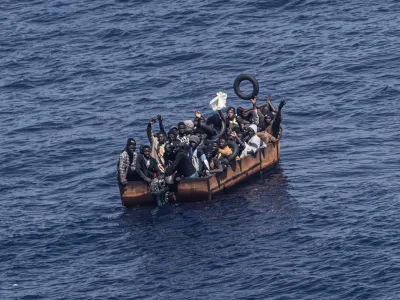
157 114 163 122
278 100 286 110
251 97 257 106
149 118 156 125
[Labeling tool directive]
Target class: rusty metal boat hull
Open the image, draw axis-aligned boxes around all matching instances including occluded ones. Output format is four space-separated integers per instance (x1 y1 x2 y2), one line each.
120 141 280 207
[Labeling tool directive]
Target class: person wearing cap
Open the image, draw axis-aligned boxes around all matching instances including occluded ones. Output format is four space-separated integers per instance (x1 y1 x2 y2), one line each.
117 138 140 188
147 115 167 173
188 135 209 172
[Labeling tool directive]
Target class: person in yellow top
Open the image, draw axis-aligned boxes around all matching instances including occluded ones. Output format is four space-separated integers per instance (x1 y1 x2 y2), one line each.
217 137 232 167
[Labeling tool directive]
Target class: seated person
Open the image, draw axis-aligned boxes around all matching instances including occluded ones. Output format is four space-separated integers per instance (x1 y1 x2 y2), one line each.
220 106 242 133
135 145 161 184
164 137 182 166
164 145 198 179
199 145 224 177
217 137 232 160
188 135 209 172
257 129 278 144
237 97 267 130
177 122 190 145
117 138 141 188
239 124 261 158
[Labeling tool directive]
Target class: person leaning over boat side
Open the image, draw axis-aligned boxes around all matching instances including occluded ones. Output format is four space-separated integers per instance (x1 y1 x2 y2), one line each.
147 115 167 173
117 138 140 188
164 145 198 179
188 135 209 173
135 145 161 184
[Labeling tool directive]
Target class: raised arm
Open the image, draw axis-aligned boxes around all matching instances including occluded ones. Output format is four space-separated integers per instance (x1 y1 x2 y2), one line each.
218 109 226 123
250 97 259 125
267 93 277 112
157 115 166 135
147 119 155 144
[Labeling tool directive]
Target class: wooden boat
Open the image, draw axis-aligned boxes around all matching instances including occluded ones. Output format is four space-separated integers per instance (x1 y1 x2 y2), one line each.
120 141 281 207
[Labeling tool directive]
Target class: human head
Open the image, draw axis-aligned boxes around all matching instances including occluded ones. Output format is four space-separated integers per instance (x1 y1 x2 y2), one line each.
265 112 274 125
227 106 236 120
218 137 227 149
178 122 186 136
205 145 215 160
168 130 177 143
126 138 136 154
189 135 200 148
237 107 245 118
172 142 184 154
248 124 257 137
141 145 151 159
211 141 219 153
157 132 166 144
169 126 178 135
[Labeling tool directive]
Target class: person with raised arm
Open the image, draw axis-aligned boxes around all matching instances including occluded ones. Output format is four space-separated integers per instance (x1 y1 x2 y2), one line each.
147 115 167 173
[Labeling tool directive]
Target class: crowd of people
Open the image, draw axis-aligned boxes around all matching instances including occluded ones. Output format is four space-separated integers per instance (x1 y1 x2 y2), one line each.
117 93 286 203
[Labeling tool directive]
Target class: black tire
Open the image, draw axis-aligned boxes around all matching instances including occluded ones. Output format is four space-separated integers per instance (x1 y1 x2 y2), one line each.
233 74 259 100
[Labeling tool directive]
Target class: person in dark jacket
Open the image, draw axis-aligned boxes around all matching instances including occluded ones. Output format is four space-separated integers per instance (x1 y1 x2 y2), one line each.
136 145 161 184
164 146 198 179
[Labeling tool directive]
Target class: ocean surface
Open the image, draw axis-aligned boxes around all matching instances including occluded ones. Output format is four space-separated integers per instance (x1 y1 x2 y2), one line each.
1 0 400 299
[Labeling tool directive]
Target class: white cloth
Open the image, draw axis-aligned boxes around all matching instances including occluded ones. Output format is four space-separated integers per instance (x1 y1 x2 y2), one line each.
240 134 261 158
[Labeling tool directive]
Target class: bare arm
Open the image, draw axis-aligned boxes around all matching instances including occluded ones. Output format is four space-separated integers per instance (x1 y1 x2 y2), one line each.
147 119 155 144
209 158 224 174
218 109 226 123
157 115 166 135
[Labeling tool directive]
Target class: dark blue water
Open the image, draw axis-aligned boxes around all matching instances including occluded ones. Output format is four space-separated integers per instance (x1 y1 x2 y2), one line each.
1 0 400 299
